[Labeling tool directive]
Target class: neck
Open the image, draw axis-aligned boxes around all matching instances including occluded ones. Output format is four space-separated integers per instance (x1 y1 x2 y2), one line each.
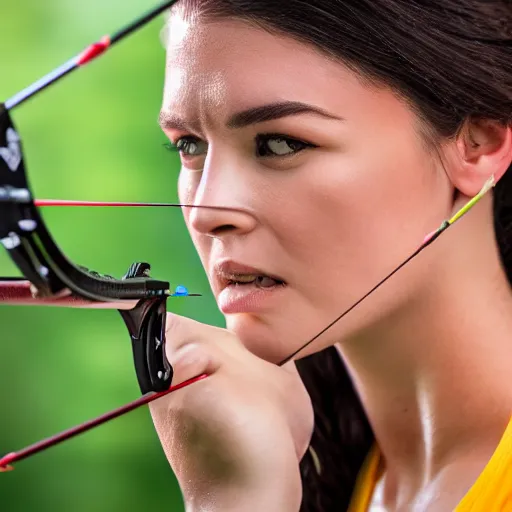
337 217 512 507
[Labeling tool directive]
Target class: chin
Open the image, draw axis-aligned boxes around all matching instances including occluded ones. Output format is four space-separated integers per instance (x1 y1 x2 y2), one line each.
225 314 288 363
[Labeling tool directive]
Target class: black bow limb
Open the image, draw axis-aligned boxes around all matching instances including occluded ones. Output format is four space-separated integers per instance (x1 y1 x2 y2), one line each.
0 104 173 394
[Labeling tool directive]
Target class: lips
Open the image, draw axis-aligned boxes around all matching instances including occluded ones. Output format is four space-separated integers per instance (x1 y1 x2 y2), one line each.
212 260 287 314
213 260 286 292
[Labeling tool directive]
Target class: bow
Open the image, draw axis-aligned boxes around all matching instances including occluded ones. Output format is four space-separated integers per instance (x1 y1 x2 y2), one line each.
0 0 495 487
0 0 197 473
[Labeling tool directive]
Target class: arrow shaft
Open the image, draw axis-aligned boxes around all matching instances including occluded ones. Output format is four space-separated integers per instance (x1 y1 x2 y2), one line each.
5 0 180 110
34 199 184 207
0 374 207 469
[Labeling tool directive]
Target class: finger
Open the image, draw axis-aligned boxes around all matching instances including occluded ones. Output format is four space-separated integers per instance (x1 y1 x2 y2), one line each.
169 342 221 386
164 312 245 365
148 343 220 437
165 312 232 353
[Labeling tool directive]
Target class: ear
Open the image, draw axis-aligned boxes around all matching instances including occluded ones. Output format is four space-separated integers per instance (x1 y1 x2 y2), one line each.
444 119 512 197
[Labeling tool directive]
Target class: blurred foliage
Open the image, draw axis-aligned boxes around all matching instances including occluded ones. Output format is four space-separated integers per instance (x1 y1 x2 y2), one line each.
0 1 223 510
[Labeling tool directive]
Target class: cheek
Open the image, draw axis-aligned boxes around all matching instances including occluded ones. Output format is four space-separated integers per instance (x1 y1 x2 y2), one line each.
177 171 192 229
177 171 212 268
178 169 194 205
264 144 439 316
178 172 197 239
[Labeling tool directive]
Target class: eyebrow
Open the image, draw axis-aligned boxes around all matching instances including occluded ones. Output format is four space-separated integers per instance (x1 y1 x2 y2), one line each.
158 101 343 131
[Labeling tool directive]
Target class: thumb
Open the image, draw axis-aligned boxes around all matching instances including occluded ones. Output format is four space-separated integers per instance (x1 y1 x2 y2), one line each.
168 342 221 387
164 312 232 386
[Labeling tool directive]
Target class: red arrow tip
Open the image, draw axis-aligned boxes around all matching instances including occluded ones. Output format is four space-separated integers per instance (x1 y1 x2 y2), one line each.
0 452 16 472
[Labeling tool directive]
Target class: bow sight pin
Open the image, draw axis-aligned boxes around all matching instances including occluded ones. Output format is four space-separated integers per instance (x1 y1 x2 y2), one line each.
172 285 190 296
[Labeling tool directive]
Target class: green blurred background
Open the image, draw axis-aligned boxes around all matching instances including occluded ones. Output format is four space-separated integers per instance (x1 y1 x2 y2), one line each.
0 1 223 510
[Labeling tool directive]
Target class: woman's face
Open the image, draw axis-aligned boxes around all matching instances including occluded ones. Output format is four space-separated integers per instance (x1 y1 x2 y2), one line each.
160 12 452 363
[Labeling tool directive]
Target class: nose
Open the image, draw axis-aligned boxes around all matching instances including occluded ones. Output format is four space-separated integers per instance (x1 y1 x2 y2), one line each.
189 203 256 238
185 157 258 238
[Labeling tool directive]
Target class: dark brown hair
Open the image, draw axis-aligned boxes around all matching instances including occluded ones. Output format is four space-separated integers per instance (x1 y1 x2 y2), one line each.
170 1 512 509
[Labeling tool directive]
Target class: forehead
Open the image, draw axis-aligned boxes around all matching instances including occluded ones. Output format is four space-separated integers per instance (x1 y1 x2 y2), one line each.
162 13 364 124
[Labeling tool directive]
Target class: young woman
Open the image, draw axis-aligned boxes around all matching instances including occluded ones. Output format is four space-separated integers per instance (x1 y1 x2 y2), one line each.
149 1 512 510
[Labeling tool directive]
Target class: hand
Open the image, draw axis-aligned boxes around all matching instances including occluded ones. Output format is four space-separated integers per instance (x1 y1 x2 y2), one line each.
149 313 314 512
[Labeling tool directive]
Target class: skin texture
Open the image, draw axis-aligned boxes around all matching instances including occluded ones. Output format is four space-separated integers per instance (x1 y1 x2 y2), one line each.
151 10 512 511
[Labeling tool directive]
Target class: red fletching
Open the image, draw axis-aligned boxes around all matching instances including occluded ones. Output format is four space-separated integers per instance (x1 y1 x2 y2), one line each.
76 36 111 66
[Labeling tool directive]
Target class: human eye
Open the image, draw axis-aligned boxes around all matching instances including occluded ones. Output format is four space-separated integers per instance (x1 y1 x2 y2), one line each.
255 133 316 158
164 136 208 158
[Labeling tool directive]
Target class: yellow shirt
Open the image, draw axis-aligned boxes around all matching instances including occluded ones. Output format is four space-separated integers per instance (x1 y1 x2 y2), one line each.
348 417 512 511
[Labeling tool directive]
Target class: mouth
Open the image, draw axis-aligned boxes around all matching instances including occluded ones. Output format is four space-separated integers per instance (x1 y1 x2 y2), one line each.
225 273 286 289
213 261 287 314
214 261 286 291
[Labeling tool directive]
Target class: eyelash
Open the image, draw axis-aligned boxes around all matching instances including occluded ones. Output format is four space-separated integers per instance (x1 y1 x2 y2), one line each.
164 133 316 159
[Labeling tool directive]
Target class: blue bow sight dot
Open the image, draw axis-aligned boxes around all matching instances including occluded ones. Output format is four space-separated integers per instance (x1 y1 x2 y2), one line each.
173 285 189 297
